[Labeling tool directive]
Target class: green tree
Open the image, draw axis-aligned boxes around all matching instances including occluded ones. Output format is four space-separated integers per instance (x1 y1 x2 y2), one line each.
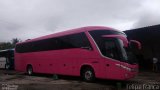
0 42 12 50
0 38 21 50
11 38 21 47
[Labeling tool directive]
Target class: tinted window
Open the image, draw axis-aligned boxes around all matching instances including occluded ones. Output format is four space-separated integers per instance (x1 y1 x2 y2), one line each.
101 38 121 60
16 38 60 53
89 30 125 48
59 33 91 49
89 30 125 39
16 32 92 53
89 30 126 61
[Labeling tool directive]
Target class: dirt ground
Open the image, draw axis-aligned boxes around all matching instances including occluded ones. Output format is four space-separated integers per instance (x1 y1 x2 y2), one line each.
0 69 160 90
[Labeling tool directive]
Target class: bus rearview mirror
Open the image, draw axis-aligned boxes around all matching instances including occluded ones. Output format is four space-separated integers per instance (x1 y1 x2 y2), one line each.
129 40 141 50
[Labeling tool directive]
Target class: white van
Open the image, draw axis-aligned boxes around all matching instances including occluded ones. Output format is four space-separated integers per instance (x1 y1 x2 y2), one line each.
0 57 6 69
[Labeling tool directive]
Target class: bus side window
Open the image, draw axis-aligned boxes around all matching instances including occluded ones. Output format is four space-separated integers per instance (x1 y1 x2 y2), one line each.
58 33 92 50
71 33 92 50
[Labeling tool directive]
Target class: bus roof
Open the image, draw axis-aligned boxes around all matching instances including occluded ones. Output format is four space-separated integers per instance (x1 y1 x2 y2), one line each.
17 26 122 44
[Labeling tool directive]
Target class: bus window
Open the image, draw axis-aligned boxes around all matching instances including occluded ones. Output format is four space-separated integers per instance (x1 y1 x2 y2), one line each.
103 39 120 60
16 32 92 53
58 32 91 49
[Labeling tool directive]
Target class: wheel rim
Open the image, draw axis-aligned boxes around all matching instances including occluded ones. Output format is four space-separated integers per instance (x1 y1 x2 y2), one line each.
28 67 32 75
84 71 92 80
6 65 10 69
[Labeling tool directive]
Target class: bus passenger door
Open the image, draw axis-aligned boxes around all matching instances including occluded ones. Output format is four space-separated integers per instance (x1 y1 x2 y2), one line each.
105 60 123 80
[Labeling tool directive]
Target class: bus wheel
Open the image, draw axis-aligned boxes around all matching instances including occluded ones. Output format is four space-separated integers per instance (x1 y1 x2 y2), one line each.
27 65 33 75
5 64 10 70
82 67 95 82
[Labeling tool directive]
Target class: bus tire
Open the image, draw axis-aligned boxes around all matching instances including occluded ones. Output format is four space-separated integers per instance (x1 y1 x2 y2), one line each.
27 65 33 75
82 67 95 82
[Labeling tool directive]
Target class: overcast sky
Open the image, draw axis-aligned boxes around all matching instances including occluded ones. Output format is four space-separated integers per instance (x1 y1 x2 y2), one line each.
0 0 160 42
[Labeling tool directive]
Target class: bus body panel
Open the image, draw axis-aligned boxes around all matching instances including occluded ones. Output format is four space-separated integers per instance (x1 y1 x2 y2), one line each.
15 48 101 75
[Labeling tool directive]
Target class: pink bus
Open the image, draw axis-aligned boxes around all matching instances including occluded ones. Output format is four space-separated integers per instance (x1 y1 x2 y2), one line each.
15 26 140 81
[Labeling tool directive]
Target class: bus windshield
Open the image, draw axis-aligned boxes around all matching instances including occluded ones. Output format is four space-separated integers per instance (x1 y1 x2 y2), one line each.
99 37 137 64
89 30 137 64
118 39 137 64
